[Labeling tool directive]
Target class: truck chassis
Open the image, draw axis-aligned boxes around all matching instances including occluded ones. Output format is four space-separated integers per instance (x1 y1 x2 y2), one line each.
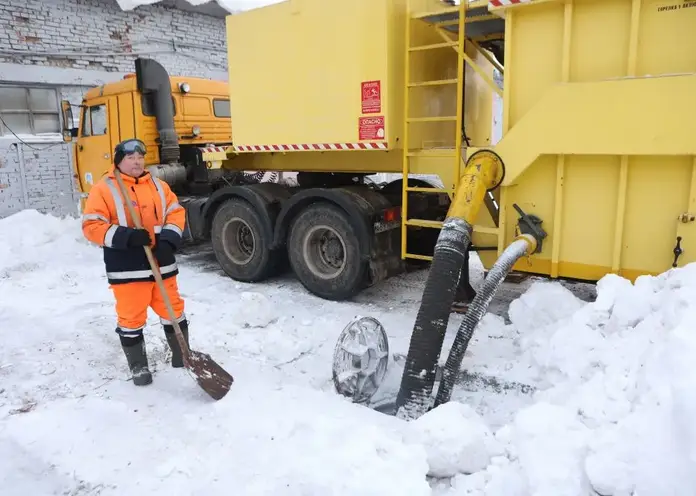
177 170 452 301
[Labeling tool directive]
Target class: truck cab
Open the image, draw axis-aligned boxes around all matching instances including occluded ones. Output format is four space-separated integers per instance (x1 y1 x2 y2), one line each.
61 60 233 206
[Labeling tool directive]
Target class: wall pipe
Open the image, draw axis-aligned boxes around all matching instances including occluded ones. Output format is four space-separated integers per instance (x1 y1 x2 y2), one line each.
395 150 504 421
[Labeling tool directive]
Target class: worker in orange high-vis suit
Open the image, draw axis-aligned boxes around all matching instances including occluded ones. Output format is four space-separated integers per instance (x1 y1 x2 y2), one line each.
82 138 188 386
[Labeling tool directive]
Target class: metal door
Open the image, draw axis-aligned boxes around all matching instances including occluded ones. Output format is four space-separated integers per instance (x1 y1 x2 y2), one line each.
75 97 112 194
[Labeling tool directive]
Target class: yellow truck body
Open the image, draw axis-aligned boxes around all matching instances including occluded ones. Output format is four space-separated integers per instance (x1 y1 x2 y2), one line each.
220 0 497 178
481 0 696 281
215 0 696 284
391 0 696 418
65 0 696 305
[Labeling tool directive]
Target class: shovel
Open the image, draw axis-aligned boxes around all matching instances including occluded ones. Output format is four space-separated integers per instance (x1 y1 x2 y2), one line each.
114 169 233 400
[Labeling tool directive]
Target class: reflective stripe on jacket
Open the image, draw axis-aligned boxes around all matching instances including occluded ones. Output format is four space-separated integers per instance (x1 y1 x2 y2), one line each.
82 166 186 285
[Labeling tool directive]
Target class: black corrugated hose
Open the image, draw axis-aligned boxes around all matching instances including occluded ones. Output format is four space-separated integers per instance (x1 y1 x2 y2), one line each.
433 236 535 407
395 217 473 420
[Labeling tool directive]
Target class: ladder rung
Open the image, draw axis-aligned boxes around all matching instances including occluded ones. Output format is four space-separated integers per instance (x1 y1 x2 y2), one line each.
412 6 461 20
405 221 501 234
437 19 460 28
473 226 500 235
468 14 500 22
405 253 434 261
408 41 458 52
408 79 458 87
406 187 454 194
407 116 458 123
406 219 444 229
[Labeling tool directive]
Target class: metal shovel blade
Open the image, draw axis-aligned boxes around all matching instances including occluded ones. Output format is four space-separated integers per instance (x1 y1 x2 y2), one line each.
186 350 234 401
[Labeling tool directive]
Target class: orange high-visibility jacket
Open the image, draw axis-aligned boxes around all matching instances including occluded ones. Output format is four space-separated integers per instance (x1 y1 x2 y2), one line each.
82 166 186 285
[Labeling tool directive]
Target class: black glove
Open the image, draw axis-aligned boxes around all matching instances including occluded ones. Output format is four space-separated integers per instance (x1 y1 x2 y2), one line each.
127 228 151 248
154 239 175 264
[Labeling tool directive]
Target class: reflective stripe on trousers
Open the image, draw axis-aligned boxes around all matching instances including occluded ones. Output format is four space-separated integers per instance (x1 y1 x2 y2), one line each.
160 312 187 326
116 324 144 339
107 263 178 281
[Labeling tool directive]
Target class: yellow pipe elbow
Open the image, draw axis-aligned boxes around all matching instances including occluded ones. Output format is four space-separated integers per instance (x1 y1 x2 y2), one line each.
447 150 505 224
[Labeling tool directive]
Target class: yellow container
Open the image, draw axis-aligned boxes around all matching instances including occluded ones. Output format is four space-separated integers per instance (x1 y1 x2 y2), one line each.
225 0 409 149
477 0 696 281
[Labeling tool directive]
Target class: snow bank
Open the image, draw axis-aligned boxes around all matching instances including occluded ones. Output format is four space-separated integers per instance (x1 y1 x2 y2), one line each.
405 402 502 478
115 0 286 13
450 271 696 495
2 209 696 496
4 382 432 495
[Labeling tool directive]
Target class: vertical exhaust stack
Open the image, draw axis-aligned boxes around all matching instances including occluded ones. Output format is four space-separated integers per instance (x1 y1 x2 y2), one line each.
135 58 180 164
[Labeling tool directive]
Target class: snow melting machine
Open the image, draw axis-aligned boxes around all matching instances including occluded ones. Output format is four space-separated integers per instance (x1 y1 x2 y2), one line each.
329 0 696 420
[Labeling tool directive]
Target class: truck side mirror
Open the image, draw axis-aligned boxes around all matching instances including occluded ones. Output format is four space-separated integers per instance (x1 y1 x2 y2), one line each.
61 100 77 142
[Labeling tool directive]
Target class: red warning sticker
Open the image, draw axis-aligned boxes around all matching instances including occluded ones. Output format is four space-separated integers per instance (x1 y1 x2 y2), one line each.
359 116 385 141
361 80 381 114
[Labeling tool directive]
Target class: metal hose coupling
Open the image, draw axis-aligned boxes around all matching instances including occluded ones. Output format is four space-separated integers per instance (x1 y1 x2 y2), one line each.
395 217 473 420
434 234 538 407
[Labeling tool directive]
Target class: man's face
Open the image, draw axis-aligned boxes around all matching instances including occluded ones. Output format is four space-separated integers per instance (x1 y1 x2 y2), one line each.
118 152 145 177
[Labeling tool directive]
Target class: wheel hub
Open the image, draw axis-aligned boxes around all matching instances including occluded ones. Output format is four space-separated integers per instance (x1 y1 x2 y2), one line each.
237 224 253 256
303 225 347 279
321 234 344 268
222 217 256 265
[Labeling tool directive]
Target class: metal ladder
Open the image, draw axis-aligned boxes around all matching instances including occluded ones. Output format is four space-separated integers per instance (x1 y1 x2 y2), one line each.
400 0 506 262
401 2 467 262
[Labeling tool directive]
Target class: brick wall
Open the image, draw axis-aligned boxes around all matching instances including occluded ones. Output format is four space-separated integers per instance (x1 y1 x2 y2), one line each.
0 0 228 219
0 0 228 76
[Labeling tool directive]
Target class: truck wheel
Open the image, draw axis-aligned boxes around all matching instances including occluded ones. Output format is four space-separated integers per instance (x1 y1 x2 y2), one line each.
287 203 366 300
210 198 276 282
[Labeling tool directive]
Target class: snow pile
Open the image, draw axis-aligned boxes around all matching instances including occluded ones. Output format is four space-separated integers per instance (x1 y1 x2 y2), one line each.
115 0 285 13
405 402 502 478
447 273 696 495
4 383 433 495
0 210 437 495
2 209 696 495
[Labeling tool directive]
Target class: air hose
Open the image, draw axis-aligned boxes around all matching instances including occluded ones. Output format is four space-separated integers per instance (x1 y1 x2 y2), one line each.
434 234 538 407
395 150 504 421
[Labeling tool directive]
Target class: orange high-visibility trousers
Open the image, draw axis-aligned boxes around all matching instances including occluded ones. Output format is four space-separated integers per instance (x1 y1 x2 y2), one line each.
110 276 185 337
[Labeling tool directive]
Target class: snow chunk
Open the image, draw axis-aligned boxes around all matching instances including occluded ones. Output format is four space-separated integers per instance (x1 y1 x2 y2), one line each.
405 402 500 477
235 291 278 328
501 402 592 496
585 323 696 495
508 281 585 334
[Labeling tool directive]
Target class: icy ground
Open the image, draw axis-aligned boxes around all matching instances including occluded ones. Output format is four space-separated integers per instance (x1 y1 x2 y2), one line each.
2 209 696 495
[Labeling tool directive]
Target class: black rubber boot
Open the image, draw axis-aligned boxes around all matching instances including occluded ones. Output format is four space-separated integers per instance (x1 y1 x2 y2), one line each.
164 319 189 368
120 335 153 386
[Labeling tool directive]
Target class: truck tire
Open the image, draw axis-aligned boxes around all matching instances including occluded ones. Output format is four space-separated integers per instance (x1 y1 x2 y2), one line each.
210 198 277 282
287 203 367 300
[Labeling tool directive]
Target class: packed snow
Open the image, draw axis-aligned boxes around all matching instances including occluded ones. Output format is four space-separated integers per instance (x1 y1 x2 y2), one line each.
116 0 286 13
2 208 696 495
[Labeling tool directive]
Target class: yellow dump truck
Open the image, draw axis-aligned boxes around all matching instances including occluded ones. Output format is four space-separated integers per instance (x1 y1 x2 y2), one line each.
64 0 696 311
